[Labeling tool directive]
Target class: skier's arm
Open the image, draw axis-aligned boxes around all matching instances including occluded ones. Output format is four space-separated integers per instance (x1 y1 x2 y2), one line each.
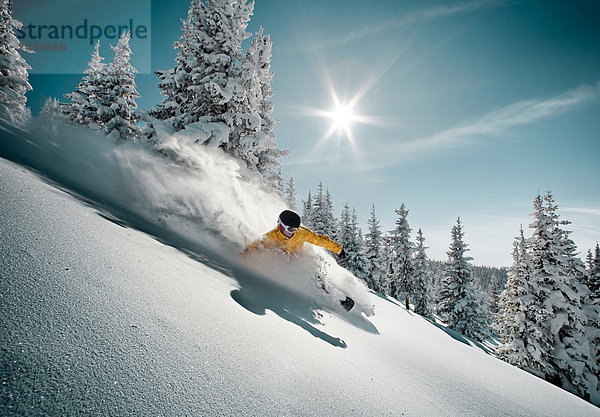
305 230 342 255
242 229 280 254
242 240 261 255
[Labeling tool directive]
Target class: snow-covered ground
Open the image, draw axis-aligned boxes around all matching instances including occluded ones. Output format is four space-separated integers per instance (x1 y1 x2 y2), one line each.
2 125 600 416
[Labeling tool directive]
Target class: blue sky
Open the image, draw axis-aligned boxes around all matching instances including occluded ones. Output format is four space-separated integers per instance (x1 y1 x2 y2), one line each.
17 0 600 266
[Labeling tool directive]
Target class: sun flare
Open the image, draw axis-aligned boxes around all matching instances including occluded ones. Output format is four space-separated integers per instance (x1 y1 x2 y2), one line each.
298 61 392 162
330 103 355 131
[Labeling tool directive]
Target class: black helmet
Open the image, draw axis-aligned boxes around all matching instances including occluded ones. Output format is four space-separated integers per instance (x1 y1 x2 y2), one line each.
278 210 301 228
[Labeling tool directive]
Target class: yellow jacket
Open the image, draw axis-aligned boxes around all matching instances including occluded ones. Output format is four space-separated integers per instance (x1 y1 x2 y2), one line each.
245 226 342 255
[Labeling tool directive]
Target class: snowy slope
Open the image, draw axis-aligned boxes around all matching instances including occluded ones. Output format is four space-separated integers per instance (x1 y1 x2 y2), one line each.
2 143 599 415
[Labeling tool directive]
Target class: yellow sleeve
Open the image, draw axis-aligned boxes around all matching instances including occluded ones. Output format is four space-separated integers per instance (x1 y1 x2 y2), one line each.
242 240 260 255
304 229 342 255
242 229 280 254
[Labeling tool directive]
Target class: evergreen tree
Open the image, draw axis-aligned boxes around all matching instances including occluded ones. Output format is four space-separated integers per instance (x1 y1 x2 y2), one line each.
430 260 445 314
323 190 337 238
585 242 600 395
243 27 287 183
379 235 392 296
337 204 367 280
337 203 353 265
153 0 253 140
524 194 567 381
438 217 490 341
64 41 111 129
301 190 313 229
412 228 433 318
546 192 599 404
311 183 336 238
64 35 140 140
36 97 66 133
231 24 264 167
364 205 385 292
153 1 288 180
0 0 31 126
495 225 552 374
285 176 297 210
525 192 599 404
271 167 285 198
387 203 413 304
104 31 141 140
587 242 600 304
488 272 505 317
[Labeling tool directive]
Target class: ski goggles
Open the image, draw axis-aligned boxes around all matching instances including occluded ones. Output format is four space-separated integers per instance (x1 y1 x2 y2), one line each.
278 218 298 234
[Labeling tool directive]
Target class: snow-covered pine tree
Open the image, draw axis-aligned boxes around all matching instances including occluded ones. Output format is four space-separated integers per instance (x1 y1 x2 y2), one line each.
550 200 600 376
311 183 337 239
337 204 352 258
495 225 553 374
270 167 285 198
323 189 337 239
412 228 433 318
524 194 567 381
364 205 385 292
587 242 600 304
488 272 504 317
35 97 66 133
356 223 367 277
0 0 31 126
429 260 445 314
387 203 414 304
337 204 367 281
62 41 109 130
301 190 314 229
103 31 141 141
379 235 392 296
242 26 287 183
285 176 297 210
586 242 600 394
64 41 110 129
438 217 490 341
538 191 599 404
153 0 253 141
229 23 263 167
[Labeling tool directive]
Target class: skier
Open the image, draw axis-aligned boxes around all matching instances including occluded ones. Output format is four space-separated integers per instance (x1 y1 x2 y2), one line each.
244 210 354 311
245 210 345 256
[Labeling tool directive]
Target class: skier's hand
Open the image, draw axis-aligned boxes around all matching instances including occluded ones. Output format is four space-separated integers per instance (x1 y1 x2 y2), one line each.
336 249 348 267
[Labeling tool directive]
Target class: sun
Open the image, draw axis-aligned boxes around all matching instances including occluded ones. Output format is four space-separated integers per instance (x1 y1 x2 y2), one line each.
296 62 391 161
302 95 366 159
330 103 355 131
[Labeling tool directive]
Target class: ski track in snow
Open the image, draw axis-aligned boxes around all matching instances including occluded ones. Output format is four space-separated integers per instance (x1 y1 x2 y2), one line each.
2 124 600 416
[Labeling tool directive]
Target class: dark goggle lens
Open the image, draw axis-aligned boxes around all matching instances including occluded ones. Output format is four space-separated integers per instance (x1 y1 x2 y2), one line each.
279 220 297 233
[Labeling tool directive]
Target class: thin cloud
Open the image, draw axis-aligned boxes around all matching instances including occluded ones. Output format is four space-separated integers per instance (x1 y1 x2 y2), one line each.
561 207 600 217
391 81 600 157
329 0 512 46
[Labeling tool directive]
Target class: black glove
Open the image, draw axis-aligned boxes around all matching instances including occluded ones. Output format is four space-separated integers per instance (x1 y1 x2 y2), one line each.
336 249 348 267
